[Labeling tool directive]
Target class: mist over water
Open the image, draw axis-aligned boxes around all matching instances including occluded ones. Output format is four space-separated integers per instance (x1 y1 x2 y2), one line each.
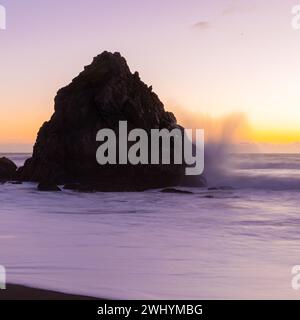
229 153 300 190
204 146 300 190
204 147 300 190
175 108 300 190
1 153 300 299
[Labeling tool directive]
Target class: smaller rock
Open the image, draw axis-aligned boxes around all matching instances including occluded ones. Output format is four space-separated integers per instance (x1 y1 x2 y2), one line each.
161 188 193 194
38 182 61 192
9 181 23 185
181 175 207 188
64 183 96 193
0 157 17 181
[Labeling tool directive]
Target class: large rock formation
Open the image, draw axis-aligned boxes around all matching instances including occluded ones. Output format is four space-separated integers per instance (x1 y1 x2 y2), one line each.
0 157 17 181
18 52 193 191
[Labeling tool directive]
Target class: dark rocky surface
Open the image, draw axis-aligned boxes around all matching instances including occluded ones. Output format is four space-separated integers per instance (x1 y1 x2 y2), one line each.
18 51 204 191
161 188 193 194
37 181 61 192
0 157 17 181
63 183 96 193
0 284 100 300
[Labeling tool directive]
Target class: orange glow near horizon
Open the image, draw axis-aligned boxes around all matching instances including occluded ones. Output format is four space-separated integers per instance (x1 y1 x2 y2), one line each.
251 128 300 144
172 106 300 145
0 103 51 145
0 119 39 144
1 105 300 147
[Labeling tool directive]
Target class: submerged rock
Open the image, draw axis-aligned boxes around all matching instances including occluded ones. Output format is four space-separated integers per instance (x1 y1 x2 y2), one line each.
161 188 193 194
9 181 23 185
0 157 17 181
37 182 61 192
63 183 96 193
18 51 193 191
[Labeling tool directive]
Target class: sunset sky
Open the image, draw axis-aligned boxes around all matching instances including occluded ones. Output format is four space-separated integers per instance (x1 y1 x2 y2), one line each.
1 0 300 152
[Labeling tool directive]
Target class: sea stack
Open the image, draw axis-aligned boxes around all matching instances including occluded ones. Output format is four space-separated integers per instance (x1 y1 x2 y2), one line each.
0 157 17 181
18 51 191 191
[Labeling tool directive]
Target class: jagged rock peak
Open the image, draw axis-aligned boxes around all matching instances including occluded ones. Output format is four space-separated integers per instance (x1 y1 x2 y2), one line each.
18 51 188 191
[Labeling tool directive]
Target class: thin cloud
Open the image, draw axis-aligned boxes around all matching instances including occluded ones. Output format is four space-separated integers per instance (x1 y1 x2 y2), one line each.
192 21 210 30
222 1 255 16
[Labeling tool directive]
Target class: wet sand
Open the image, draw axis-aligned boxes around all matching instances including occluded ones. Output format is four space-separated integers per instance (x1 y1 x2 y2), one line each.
0 284 101 300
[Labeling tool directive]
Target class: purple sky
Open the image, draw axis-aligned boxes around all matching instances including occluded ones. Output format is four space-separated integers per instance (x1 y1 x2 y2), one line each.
1 0 300 151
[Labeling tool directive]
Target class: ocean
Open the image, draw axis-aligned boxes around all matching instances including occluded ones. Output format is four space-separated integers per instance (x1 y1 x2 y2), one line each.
1 153 300 299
